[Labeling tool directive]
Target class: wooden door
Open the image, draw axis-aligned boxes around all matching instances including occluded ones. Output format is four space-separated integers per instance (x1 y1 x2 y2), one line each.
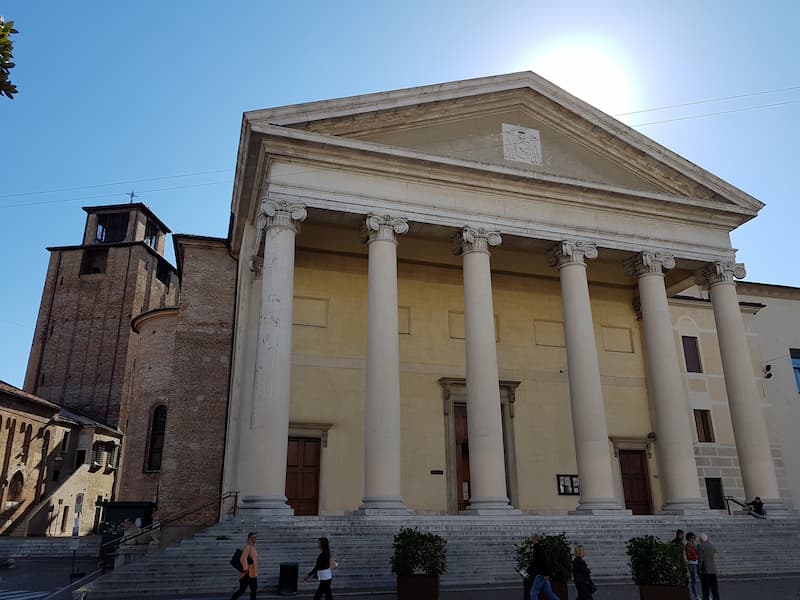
454 404 471 512
285 437 321 516
619 450 653 515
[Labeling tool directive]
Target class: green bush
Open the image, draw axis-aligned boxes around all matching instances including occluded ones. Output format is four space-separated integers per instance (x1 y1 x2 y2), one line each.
391 527 447 576
513 533 573 583
626 535 688 587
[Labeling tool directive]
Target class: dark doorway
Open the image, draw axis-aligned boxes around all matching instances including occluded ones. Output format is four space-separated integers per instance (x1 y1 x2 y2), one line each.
705 477 725 510
285 437 321 516
619 450 653 515
454 404 471 512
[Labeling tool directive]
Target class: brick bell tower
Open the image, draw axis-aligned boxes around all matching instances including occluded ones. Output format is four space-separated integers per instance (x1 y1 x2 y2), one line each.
24 203 179 428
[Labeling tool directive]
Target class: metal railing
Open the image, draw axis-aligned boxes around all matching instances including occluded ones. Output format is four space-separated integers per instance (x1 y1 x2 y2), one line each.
724 495 746 515
100 490 238 569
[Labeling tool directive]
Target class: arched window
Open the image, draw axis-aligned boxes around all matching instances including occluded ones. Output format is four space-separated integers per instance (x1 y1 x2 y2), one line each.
145 406 167 472
8 471 23 503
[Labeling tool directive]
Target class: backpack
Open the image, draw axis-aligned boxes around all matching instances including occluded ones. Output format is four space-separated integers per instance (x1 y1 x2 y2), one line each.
230 548 244 572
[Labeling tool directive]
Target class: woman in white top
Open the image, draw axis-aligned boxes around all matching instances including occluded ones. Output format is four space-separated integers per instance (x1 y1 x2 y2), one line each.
304 536 333 600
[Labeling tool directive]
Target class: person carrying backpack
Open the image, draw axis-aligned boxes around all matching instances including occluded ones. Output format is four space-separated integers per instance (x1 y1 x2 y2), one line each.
230 532 258 600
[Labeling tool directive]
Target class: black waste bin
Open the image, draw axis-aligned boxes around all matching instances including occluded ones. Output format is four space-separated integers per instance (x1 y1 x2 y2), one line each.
278 562 299 595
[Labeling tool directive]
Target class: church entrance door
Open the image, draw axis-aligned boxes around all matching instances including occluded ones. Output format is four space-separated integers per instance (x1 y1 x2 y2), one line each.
454 404 471 512
285 437 321 516
619 449 653 515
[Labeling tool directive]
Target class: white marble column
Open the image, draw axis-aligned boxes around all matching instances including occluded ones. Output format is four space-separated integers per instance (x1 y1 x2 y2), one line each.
455 227 514 514
697 261 781 505
626 251 706 512
239 198 306 514
548 240 622 513
357 214 411 515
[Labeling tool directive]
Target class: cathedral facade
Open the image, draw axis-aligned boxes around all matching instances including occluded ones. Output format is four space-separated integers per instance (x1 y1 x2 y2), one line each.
13 73 798 534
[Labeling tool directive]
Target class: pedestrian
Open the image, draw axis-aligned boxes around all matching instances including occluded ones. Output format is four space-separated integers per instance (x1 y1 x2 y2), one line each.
671 529 685 545
685 532 699 600
527 533 559 600
697 533 720 600
744 496 767 519
572 545 596 600
230 532 258 600
304 536 334 600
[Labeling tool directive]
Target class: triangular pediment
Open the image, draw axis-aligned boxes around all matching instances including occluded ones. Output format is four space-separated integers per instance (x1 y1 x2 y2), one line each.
245 72 763 212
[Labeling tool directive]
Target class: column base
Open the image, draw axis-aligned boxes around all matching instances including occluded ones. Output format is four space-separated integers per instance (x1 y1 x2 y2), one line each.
659 498 709 515
238 495 294 516
569 498 631 515
354 496 413 516
460 497 521 515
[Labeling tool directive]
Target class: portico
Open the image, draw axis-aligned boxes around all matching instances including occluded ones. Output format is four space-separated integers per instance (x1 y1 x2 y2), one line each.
222 73 785 516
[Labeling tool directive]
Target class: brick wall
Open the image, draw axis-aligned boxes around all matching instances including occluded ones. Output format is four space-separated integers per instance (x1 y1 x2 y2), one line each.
155 237 235 525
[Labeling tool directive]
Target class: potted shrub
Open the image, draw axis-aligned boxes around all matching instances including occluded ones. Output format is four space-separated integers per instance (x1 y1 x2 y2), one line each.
626 535 690 600
391 527 447 600
514 533 572 600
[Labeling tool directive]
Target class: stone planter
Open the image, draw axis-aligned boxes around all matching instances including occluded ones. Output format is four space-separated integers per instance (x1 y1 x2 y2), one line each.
523 577 569 600
397 574 439 600
637 585 691 600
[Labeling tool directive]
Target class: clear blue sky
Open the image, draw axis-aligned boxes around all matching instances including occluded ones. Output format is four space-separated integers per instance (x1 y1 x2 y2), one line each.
1 1 798 387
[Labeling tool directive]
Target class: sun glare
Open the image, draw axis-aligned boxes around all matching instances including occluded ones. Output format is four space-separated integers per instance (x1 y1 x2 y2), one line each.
521 40 640 116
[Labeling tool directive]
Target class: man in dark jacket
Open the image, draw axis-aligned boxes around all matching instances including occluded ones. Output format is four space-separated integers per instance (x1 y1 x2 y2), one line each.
528 534 560 600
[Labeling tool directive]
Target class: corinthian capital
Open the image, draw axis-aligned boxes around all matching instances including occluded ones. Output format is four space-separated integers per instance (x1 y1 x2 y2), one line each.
695 260 746 287
546 240 598 269
361 214 409 244
624 251 676 278
453 227 502 255
256 198 307 232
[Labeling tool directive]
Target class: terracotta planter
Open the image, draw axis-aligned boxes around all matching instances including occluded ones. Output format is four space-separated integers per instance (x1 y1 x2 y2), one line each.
397 574 440 600
523 577 569 600
638 585 691 600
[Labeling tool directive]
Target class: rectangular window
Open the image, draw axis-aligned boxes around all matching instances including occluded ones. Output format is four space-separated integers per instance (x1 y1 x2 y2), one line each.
682 336 703 373
51 468 61 482
144 220 159 249
694 409 715 443
156 261 171 288
96 212 129 243
80 247 108 275
556 474 580 496
60 506 70 534
791 349 800 393
93 444 107 467
705 477 725 509
74 449 86 469
60 431 71 454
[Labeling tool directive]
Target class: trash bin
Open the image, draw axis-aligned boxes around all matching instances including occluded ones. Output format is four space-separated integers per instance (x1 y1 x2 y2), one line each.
278 562 299 595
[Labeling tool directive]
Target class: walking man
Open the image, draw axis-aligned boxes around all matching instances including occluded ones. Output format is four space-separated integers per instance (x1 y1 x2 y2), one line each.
697 533 720 600
231 532 258 600
528 534 560 600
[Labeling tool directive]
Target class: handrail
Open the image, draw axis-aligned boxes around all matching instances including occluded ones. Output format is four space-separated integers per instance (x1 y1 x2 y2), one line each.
724 495 746 515
101 490 238 551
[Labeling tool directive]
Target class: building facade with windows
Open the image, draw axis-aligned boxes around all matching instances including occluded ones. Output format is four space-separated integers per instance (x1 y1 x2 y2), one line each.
14 73 796 532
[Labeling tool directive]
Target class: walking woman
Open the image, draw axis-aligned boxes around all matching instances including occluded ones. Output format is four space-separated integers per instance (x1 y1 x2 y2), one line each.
304 536 334 600
230 532 258 600
572 545 596 600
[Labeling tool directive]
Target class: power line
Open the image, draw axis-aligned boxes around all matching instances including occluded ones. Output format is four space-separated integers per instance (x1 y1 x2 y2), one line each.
628 98 800 127
614 84 800 117
0 180 229 210
0 169 231 199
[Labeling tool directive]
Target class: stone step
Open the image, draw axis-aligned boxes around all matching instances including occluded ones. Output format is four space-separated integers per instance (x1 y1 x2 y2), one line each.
79 514 800 599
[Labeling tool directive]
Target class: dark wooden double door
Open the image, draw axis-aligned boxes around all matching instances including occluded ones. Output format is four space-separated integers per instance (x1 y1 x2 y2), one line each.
285 437 321 515
619 449 653 515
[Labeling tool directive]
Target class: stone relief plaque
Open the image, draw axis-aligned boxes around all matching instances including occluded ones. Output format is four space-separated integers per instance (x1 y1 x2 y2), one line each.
502 123 543 165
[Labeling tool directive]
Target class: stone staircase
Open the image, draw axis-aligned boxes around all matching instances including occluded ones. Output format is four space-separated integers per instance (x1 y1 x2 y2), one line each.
78 514 800 599
0 535 101 559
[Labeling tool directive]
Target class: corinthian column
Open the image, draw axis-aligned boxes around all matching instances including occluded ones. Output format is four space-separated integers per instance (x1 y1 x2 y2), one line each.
548 240 622 513
697 261 781 506
626 251 705 512
239 198 306 514
357 214 411 515
455 227 514 513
